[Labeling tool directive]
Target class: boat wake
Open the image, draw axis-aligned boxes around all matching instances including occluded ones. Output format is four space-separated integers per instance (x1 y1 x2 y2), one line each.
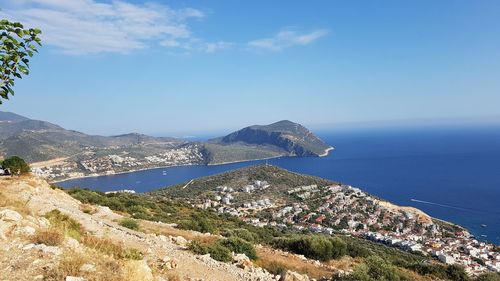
410 199 485 213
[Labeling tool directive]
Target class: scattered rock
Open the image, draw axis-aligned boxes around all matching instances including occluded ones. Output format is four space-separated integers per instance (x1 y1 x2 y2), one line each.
282 271 310 281
0 227 6 240
0 209 23 222
65 277 84 281
80 263 96 272
22 243 36 250
296 254 307 261
35 244 62 255
124 260 153 281
196 254 212 262
158 256 177 270
96 206 113 214
14 225 36 236
38 217 50 228
172 235 188 246
233 253 250 263
65 237 80 249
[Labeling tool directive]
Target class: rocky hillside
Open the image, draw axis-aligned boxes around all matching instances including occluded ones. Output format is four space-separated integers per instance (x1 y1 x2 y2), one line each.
0 176 290 281
213 120 332 157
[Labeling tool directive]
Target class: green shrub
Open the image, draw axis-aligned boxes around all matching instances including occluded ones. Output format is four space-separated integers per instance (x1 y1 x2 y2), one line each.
272 235 345 261
187 240 233 263
475 273 500 281
207 243 232 262
329 237 347 259
342 256 411 281
188 241 209 255
178 215 215 233
260 261 288 276
1 156 30 174
119 218 139 231
219 237 258 260
123 248 144 260
44 209 84 241
223 228 258 243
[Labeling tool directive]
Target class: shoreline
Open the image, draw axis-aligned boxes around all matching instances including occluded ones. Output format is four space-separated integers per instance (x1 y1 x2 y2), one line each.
319 146 334 157
52 162 202 184
53 147 335 184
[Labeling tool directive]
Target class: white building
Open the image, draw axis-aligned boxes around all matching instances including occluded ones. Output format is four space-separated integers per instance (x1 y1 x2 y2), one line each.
438 254 456 264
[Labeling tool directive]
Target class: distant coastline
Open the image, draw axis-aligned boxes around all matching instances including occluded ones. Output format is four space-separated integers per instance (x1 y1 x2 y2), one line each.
53 147 335 184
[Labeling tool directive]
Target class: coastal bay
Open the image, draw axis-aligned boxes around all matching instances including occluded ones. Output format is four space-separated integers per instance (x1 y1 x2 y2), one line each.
58 126 500 245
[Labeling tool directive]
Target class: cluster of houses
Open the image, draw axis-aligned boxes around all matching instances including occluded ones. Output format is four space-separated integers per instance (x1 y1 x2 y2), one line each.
32 146 205 181
192 179 499 276
144 147 203 165
240 182 500 276
242 180 270 193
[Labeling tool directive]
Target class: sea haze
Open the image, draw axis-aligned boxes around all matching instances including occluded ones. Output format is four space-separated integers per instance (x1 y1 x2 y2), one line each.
58 125 500 244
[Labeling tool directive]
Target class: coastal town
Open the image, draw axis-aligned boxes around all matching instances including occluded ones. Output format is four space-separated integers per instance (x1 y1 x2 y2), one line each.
30 145 204 181
194 180 500 276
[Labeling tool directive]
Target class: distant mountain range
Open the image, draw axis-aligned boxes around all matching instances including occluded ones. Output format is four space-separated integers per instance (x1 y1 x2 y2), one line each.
0 111 182 163
0 111 332 180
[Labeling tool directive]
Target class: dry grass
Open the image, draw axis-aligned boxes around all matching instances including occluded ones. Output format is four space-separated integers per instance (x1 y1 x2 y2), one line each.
255 246 338 280
140 220 218 244
44 209 85 241
81 235 143 260
45 250 125 281
80 203 95 214
165 272 182 281
0 189 31 216
30 228 64 246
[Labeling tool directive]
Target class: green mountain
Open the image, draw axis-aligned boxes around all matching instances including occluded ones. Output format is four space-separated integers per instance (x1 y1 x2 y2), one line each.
0 111 184 162
0 112 332 181
202 120 333 164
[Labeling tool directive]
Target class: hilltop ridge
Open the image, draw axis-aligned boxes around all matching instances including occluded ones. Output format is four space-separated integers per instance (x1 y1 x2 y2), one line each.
0 111 331 181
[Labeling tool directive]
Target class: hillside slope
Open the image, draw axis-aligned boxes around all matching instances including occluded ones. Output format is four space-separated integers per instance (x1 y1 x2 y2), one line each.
0 111 184 163
0 176 279 281
202 120 333 164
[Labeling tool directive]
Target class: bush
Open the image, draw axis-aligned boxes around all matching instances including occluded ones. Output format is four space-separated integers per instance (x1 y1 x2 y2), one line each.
119 218 139 231
178 214 215 233
44 209 84 240
219 237 258 260
272 235 346 262
223 228 258 243
342 256 411 281
259 261 288 276
187 240 233 262
1 156 30 175
207 243 232 262
475 273 500 281
188 241 210 255
31 228 64 246
122 248 144 260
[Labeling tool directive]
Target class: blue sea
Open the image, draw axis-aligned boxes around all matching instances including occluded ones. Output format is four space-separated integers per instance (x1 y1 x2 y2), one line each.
59 125 500 244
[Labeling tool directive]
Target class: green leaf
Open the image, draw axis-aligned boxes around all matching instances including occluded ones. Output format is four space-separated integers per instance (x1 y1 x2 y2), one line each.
18 65 29 75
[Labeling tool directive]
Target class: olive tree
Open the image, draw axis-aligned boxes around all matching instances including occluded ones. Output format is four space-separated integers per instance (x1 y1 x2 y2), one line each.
0 18 41 104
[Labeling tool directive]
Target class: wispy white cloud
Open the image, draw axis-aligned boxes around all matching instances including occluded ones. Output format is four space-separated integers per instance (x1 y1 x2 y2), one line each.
248 29 329 51
159 38 233 54
0 0 206 55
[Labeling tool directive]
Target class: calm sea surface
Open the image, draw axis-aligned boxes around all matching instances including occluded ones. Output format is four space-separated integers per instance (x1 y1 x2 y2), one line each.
59 126 500 244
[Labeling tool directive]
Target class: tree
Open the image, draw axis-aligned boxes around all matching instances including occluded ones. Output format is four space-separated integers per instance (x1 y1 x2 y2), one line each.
1 18 41 104
1 156 30 175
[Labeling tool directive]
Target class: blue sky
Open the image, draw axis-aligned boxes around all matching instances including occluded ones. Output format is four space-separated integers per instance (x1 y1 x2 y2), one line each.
1 0 500 136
